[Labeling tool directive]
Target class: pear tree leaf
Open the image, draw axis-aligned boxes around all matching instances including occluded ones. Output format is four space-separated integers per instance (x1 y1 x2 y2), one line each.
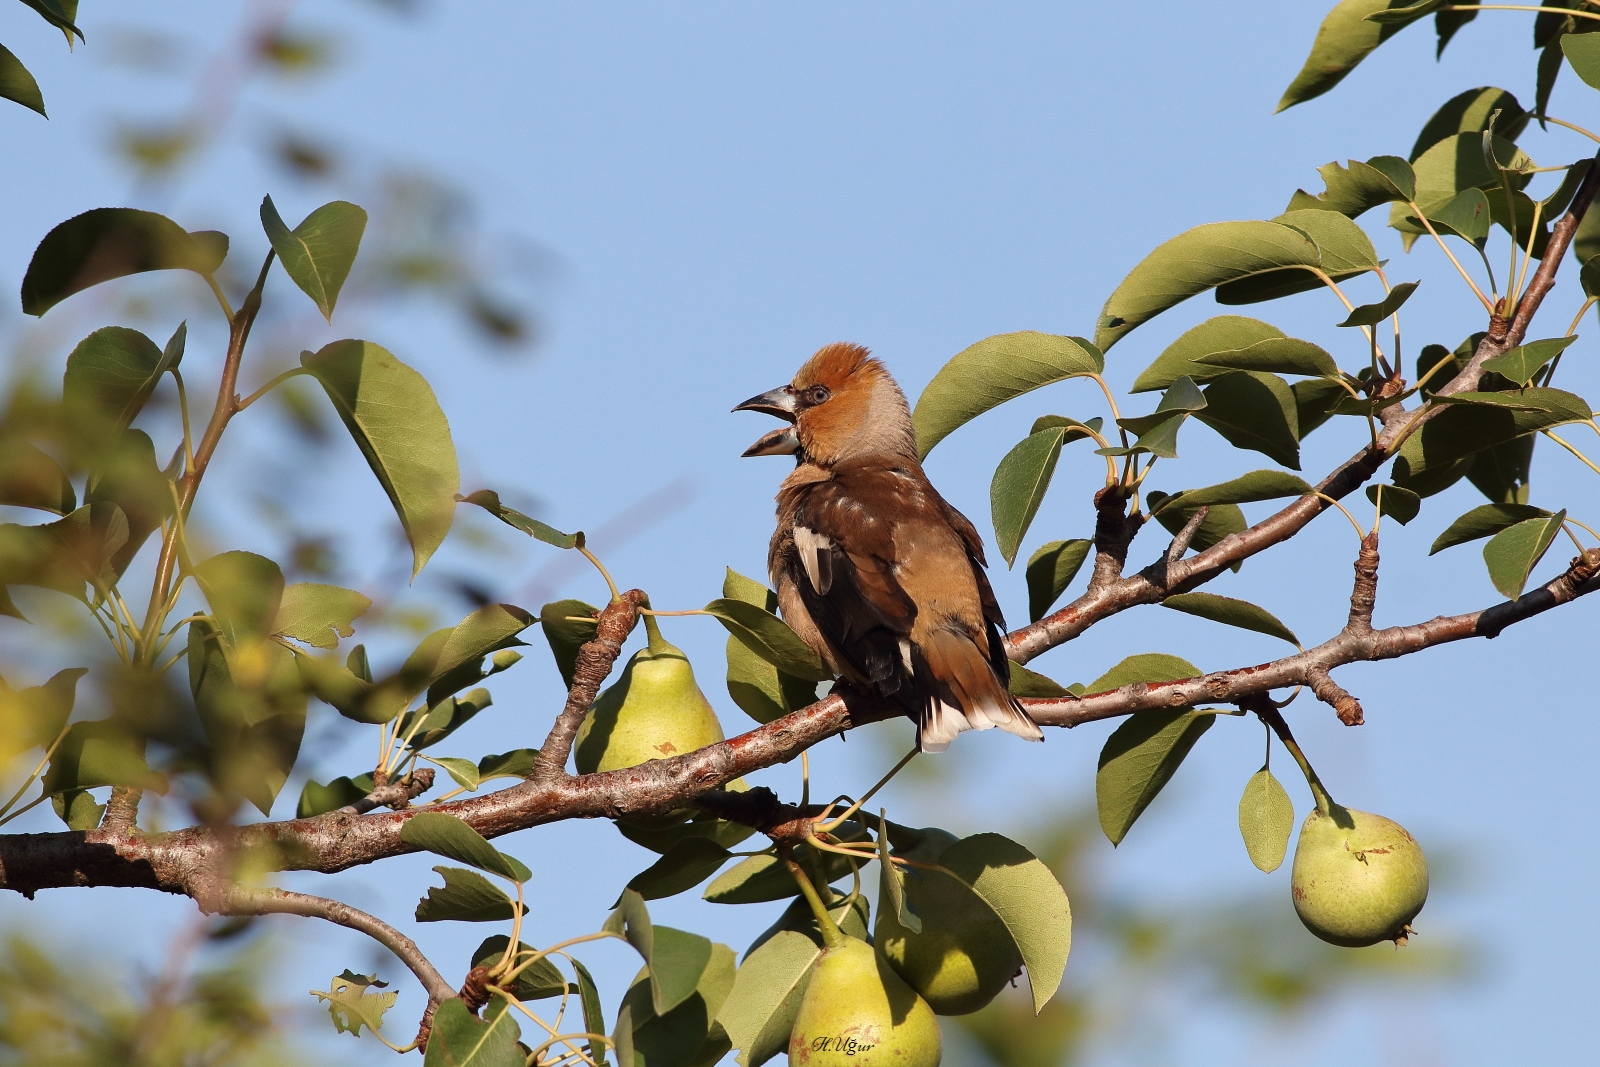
704 847 853 905
472 936 568 1002
0 502 130 601
625 837 735 901
621 941 737 1067
1478 337 1578 386
1116 376 1208 437
1238 767 1295 873
312 970 398 1039
939 833 1073 1014
1276 208 1382 274
1132 315 1286 393
1030 414 1103 441
421 997 521 1067
1413 188 1492 248
62 327 167 447
1025 538 1091 622
259 196 367 321
415 866 524 923
1365 483 1422 525
1195 371 1302 469
1095 222 1320 352
878 810 920 934
721 568 816 724
1563 31 1600 90
0 44 46 117
1145 492 1247 563
0 439 75 515
0 667 86 760
295 773 374 818
702 599 831 681
477 748 537 781
1410 88 1525 161
1285 155 1415 216
400 811 531 883
301 340 459 579
1277 0 1421 111
1085 653 1200 695
1391 134 1531 244
1429 503 1552 554
1097 709 1214 847
1194 337 1340 378
540 599 599 689
458 489 580 548
991 426 1070 567
1160 592 1299 645
1337 281 1419 327
1294 377 1356 438
426 756 481 791
717 929 821 1067
1007 660 1075 699
43 720 167 798
272 583 372 649
1482 510 1566 599
604 890 713 1017
1152 470 1312 510
1394 388 1589 491
22 208 229 317
913 332 1103 459
571 958 610 1067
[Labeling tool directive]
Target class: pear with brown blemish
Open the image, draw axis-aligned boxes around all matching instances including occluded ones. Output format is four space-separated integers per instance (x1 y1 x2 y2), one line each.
574 614 725 827
1290 801 1428 948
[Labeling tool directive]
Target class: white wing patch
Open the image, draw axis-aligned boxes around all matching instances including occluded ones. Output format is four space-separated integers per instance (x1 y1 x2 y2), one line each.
794 525 833 595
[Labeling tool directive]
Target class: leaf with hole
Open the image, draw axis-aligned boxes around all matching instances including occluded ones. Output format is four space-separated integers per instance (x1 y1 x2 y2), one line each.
315 970 399 1040
913 332 1103 458
1238 767 1295 873
400 811 530 883
1161 592 1299 645
1025 538 1091 622
259 196 366 321
22 209 228 317
301 340 459 578
1482 510 1567 600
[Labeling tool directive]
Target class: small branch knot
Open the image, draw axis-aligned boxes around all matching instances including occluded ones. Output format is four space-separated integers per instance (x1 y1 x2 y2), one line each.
1346 530 1380 634
460 967 493 1015
1307 666 1364 726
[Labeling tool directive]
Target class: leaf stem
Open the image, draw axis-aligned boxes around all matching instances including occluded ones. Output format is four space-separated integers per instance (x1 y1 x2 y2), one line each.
0 722 72 822
575 545 621 604
1565 296 1597 340
1312 492 1368 540
235 367 311 411
1089 373 1130 449
813 747 918 834
1437 5 1600 24
1402 203 1495 312
1256 705 1336 816
1513 195 1545 306
171 369 197 475
1543 429 1600 476
1543 114 1600 145
202 272 234 321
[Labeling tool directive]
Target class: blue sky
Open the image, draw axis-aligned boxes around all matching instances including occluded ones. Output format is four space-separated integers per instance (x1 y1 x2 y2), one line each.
2 3 1598 1064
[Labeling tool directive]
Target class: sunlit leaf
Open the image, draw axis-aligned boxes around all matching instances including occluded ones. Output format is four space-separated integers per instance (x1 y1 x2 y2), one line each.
626 837 735 901
1479 336 1578 386
415 866 522 923
421 997 520 1067
259 196 367 321
400 811 530 883
1278 0 1420 112
1238 767 1295 873
1153 470 1312 510
1562 31 1600 90
1430 502 1552 554
991 426 1070 567
312 970 398 1039
1097 709 1214 846
1285 155 1415 216
1194 337 1340 378
721 568 816 724
1132 315 1285 393
1410 87 1525 161
1161 592 1299 645
458 488 580 548
717 929 820 1067
272 583 372 649
1337 281 1419 327
1482 510 1566 599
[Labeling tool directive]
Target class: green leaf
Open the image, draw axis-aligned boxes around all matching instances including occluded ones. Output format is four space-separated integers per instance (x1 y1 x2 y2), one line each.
472 937 568 1002
1563 31 1600 89
0 439 74 515
400 811 530 883
626 837 735 901
415 866 523 923
878 811 920 934
0 503 129 602
22 209 228 317
301 340 459 579
991 427 1069 568
1097 710 1214 846
313 970 399 1040
940 833 1073 1013
187 618 306 816
721 569 816 724
18 0 81 42
717 929 820 1067
0 667 86 759
457 488 581 548
1116 376 1208 437
62 327 167 448
1025 538 1091 622
428 756 481 791
1431 388 1590 415
83 430 171 577
1095 222 1320 352
1194 337 1340 378
1238 767 1295 873
1007 660 1075 698
1466 436 1534 505
622 942 737 1067
422 997 521 1067
259 196 367 322
1161 592 1299 645
1363 0 1446 25
1414 188 1491 248
1430 503 1552 554
702 599 831 682
1483 510 1566 599
1338 281 1419 327
1394 389 1588 493
1286 155 1415 216
1030 414 1104 441
0 43 46 117
605 890 715 1016
1391 133 1531 244
43 720 167 798
1582 256 1600 298
477 748 536 780
748 892 871 955
1360 483 1420 526
1086 653 1199 695
913 332 1103 459
1277 0 1418 112
1194 372 1302 469
296 773 374 817
540 599 599 689
272 583 372 649
1132 315 1286 393
1410 88 1525 161
1479 337 1578 386
194 551 285 651
1277 208 1382 274
571 959 610 1067
1155 470 1312 510
704 846 852 905
1144 491 1247 563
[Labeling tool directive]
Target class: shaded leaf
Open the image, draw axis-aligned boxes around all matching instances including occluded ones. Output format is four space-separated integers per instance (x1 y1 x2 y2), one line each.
62 327 167 448
1238 767 1295 873
623 941 737 1067
1338 281 1419 327
400 811 531 883
415 866 523 923
1145 491 1247 562
1293 378 1355 438
0 667 86 761
1482 510 1566 599
1097 709 1214 846
458 488 580 548
296 773 374 818
22 209 228 317
43 719 167 798
1132 315 1285 393
83 430 171 577
313 970 398 1039
605 890 715 1017
1095 222 1319 352
1479 336 1578 386
1414 188 1491 248
302 340 459 578
540 598 599 689
0 503 129 601
571 958 609 1067
1086 652 1200 694
272 583 372 649
717 929 820 1067
702 599 831 681
704 847 852 905
941 833 1073 1014
0 439 74 514
422 997 521 1067
1410 87 1525 161
1391 133 1530 245
1393 390 1587 494
1277 0 1417 112
1025 538 1091 622
1155 470 1312 510
1194 337 1340 378
472 936 568 1002
1366 483 1422 525
626 837 735 901
1466 436 1534 505
721 568 816 724
1007 660 1075 698
991 427 1069 567
878 810 919 934
477 748 536 781
0 44 45 117
1430 502 1552 554
259 196 367 321
913 332 1103 459
1195 371 1302 469
1160 592 1299 645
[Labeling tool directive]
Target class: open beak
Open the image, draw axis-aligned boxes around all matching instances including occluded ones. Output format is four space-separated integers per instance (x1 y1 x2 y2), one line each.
741 425 800 457
732 386 799 420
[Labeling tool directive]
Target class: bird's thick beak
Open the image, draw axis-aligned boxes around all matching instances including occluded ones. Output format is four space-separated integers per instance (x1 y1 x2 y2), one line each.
741 425 800 457
732 386 798 420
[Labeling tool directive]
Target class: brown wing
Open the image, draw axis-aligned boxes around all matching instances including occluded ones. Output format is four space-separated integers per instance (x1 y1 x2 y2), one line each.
934 492 1013 675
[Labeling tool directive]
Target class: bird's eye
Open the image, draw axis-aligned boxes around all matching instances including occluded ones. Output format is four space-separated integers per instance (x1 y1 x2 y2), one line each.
806 385 831 405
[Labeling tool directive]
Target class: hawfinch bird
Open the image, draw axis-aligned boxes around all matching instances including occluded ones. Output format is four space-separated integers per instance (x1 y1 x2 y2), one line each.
735 342 1044 753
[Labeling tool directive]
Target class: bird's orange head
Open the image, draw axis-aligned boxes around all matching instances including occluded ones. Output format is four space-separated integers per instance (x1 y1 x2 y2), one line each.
734 342 918 466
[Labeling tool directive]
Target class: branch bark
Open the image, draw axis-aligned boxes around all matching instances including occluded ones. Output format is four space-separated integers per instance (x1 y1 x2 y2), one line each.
529 590 646 783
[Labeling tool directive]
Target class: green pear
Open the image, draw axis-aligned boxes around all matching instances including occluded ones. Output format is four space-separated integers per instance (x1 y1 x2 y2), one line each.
788 938 941 1066
574 615 725 827
875 828 1021 1015
1290 803 1428 947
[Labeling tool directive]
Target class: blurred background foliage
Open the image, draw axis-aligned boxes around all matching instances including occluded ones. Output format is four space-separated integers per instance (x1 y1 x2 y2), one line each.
0 1 1480 1064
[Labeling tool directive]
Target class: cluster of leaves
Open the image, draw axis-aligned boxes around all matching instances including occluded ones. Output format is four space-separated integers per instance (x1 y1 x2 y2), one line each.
0 0 80 118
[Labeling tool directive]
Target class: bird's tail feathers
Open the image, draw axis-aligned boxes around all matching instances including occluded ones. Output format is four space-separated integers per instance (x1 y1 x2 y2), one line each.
914 629 1043 752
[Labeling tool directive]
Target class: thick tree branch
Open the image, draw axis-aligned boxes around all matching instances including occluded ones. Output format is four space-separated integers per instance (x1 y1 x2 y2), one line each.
530 590 646 783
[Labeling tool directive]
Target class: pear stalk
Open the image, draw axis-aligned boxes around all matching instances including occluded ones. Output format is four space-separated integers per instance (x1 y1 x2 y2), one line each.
783 848 846 949
1258 706 1335 816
